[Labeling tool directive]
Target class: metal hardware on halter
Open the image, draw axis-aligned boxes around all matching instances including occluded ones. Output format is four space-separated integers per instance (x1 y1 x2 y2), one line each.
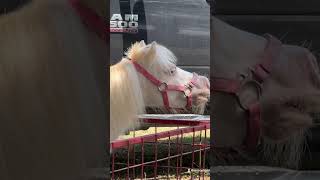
129 59 201 109
183 84 193 97
235 69 263 111
158 82 168 92
212 34 282 150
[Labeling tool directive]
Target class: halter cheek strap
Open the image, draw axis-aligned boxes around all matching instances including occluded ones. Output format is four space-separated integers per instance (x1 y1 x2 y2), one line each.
131 60 199 110
212 34 282 149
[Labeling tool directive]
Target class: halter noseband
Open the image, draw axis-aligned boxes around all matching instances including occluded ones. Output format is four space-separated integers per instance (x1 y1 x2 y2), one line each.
127 58 200 110
212 34 282 150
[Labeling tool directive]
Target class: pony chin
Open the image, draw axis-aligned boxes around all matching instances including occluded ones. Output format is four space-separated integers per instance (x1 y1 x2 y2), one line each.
259 129 309 169
191 88 210 114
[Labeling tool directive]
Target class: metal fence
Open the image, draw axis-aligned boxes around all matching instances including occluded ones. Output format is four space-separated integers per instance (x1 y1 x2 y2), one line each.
110 115 210 179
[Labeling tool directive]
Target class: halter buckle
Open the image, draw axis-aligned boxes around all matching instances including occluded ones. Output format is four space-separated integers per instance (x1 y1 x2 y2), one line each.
158 82 168 92
183 84 193 97
235 69 263 111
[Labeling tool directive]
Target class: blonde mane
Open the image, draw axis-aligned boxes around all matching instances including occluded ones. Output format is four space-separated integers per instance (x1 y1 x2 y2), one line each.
0 0 107 179
125 41 178 74
110 59 145 141
111 42 179 142
110 41 187 140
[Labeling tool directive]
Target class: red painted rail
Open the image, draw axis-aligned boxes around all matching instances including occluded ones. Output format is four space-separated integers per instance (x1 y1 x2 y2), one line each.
110 116 210 179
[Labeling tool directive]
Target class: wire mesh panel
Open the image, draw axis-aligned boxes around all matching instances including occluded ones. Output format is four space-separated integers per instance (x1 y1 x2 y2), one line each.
110 115 210 179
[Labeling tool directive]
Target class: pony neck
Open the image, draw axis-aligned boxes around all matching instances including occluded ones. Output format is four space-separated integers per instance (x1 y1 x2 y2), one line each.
78 0 106 18
212 17 266 76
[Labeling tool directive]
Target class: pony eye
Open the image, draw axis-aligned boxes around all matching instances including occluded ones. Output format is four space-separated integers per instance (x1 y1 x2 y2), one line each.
169 67 177 75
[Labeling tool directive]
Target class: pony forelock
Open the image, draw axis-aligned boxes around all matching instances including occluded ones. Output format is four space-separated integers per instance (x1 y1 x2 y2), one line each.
125 41 178 74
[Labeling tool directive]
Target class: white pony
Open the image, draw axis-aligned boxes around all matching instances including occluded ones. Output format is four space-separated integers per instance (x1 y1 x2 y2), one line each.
110 40 210 141
212 16 320 169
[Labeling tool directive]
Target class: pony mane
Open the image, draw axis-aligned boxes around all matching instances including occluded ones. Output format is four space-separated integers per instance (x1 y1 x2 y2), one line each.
125 41 178 74
110 59 145 141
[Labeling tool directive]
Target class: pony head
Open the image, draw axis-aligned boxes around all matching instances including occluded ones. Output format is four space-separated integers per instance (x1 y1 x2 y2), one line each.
212 17 320 168
126 40 210 114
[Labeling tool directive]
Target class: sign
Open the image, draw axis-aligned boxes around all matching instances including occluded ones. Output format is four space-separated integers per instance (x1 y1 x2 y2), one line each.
110 14 139 34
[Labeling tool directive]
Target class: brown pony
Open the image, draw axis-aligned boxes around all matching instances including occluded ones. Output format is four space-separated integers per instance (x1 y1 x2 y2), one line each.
0 0 108 179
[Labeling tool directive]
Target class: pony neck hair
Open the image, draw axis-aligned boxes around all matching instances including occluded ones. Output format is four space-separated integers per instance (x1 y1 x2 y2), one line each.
110 59 145 141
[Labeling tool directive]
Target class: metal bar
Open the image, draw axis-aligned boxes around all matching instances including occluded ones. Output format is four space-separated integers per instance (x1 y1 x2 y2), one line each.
167 134 171 179
140 118 209 126
112 152 115 180
133 130 136 179
112 147 210 173
111 116 210 179
192 128 195 180
179 129 184 178
203 130 208 180
176 132 179 179
198 130 202 180
154 133 158 179
141 139 144 180
202 129 207 179
111 124 210 149
127 141 130 180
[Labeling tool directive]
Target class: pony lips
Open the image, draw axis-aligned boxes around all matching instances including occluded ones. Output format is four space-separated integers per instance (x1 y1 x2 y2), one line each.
128 58 201 110
212 34 282 150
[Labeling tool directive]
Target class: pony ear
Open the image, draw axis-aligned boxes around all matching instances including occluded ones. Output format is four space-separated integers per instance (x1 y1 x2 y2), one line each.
139 40 146 47
142 41 157 54
139 41 157 62
148 41 157 53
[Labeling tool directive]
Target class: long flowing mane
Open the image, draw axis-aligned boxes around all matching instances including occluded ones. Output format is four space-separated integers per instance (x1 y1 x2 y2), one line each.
0 0 107 179
110 56 145 141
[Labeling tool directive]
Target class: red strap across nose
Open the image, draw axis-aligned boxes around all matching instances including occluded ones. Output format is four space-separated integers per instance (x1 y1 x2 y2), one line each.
131 61 198 109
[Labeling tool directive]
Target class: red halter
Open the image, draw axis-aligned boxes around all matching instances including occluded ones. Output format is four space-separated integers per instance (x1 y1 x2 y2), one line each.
212 34 282 149
69 0 108 42
129 59 200 110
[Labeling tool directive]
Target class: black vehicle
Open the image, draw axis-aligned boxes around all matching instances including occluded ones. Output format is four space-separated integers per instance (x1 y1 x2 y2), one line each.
110 0 210 77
